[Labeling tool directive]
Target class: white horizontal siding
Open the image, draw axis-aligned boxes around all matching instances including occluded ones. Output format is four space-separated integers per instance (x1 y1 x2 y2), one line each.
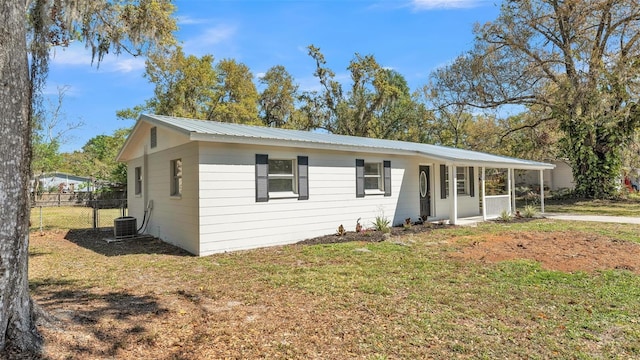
197 143 417 255
432 165 481 219
120 122 191 161
127 158 145 221
125 140 483 255
142 142 201 255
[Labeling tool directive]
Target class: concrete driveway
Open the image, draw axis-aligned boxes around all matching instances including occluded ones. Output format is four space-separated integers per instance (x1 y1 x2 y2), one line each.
543 213 640 225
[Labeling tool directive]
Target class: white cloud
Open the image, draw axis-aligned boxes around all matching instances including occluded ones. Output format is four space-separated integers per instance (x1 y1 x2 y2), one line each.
183 24 237 55
175 15 208 25
107 57 146 73
43 83 79 97
49 45 92 66
411 0 486 10
49 43 146 73
296 75 322 93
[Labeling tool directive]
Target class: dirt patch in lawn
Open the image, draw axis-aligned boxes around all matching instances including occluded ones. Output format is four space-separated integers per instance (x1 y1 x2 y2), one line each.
449 230 640 274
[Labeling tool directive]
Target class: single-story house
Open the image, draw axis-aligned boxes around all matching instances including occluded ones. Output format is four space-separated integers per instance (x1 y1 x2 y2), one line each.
116 114 555 256
32 172 95 193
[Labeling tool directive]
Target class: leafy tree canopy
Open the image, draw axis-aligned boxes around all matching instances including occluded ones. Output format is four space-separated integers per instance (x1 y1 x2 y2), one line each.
304 45 431 141
430 0 640 198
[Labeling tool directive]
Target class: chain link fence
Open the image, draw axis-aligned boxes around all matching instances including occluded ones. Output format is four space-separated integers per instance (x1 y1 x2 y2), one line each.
30 192 127 231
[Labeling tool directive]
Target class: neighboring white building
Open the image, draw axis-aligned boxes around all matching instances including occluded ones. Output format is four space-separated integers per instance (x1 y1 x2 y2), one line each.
117 114 554 256
516 159 575 192
34 172 95 193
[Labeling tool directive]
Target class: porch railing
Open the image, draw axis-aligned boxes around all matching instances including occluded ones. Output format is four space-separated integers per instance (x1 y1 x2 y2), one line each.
484 195 510 219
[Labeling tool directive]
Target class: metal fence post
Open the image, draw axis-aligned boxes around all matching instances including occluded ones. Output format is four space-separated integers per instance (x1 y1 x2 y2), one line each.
92 199 98 229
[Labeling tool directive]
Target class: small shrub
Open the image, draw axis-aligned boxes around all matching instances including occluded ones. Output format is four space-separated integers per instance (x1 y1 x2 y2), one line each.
336 224 346 236
372 215 391 234
403 218 412 230
355 218 363 233
498 209 511 222
522 205 538 218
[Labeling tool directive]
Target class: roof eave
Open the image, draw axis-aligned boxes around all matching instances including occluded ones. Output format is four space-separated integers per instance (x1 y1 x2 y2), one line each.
189 133 555 170
189 132 416 156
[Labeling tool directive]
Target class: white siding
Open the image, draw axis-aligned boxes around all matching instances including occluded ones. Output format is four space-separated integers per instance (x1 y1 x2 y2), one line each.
550 161 574 190
132 142 200 255
127 158 145 222
432 165 481 220
197 143 420 255
127 141 484 256
517 161 574 191
120 122 191 161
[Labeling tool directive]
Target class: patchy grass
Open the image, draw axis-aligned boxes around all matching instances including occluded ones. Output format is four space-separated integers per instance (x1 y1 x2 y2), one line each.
29 206 124 230
27 221 640 359
543 198 640 217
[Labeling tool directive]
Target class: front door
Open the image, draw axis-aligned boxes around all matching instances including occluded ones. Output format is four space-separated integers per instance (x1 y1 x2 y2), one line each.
419 166 431 219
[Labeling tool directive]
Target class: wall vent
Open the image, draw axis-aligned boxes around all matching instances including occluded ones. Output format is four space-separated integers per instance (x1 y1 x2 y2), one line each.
114 216 137 239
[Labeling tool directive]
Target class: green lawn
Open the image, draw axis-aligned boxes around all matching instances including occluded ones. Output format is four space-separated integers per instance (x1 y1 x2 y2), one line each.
541 197 640 217
29 219 640 359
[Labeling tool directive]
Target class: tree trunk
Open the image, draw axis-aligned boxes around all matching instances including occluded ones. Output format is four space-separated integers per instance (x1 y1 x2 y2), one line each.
0 0 42 355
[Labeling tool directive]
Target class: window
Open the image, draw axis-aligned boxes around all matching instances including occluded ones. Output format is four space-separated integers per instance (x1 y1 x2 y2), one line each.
440 165 475 198
170 159 182 197
269 159 296 193
255 154 309 202
356 159 391 197
364 163 383 191
134 167 142 195
150 127 157 148
456 166 468 195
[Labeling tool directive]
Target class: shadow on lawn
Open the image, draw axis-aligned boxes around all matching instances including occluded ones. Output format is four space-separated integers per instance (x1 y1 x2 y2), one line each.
31 278 170 359
63 229 192 257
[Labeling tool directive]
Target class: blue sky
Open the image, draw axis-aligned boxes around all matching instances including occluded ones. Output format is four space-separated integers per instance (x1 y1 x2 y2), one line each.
45 0 501 153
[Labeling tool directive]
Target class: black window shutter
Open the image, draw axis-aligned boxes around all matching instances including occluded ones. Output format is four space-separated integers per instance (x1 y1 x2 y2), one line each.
356 159 365 198
468 167 475 197
440 164 447 199
298 156 309 200
383 160 391 196
255 154 269 202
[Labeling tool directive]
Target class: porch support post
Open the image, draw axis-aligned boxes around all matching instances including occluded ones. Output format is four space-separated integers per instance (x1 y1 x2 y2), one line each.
449 164 458 225
510 168 516 215
507 168 513 215
539 169 545 213
481 167 486 221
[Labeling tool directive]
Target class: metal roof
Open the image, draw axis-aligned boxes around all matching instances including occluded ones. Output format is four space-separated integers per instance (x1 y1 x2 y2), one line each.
135 114 555 170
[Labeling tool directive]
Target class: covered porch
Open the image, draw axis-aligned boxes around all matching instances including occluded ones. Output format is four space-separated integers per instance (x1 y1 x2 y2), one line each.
444 163 555 225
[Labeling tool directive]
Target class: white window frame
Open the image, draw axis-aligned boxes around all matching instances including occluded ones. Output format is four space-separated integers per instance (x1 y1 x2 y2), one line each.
445 166 469 197
456 166 469 195
170 159 182 197
364 162 384 194
268 158 298 198
134 166 142 196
